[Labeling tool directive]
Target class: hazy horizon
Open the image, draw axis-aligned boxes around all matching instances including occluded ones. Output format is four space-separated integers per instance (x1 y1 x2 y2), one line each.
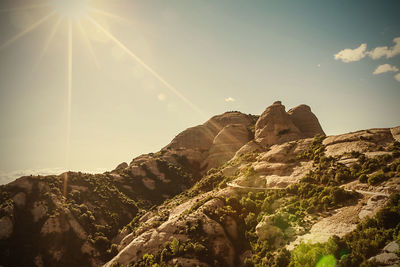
1 0 400 183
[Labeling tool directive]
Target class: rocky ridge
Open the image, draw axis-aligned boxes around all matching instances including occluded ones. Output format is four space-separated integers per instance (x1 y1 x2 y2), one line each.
1 101 399 267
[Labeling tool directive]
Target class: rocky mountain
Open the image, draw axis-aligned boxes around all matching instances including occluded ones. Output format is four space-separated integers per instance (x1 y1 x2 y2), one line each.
1 101 399 267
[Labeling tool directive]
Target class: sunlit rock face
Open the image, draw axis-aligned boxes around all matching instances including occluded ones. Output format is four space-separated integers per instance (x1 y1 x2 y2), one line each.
163 111 256 172
204 124 252 170
255 101 324 147
255 101 302 146
287 104 325 138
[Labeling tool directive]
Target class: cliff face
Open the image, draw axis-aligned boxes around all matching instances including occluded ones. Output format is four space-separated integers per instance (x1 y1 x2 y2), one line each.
1 102 399 267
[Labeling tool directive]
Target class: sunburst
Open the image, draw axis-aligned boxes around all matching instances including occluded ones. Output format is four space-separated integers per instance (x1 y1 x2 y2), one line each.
1 0 243 199
0 0 206 168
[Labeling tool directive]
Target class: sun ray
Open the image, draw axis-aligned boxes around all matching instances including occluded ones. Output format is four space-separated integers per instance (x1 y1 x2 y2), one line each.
77 20 100 69
32 17 63 72
88 7 132 24
87 16 205 117
0 11 55 50
0 3 47 13
66 19 72 169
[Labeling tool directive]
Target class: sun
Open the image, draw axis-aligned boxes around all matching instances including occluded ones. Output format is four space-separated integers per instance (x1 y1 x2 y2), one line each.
0 0 204 173
47 0 91 20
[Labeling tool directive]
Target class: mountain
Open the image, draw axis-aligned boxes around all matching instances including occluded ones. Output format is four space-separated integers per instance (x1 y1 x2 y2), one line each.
1 101 399 267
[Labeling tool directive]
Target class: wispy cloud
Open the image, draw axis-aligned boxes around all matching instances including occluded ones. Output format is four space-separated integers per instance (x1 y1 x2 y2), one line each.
225 97 235 102
373 64 399 75
334 43 367 63
368 37 400 59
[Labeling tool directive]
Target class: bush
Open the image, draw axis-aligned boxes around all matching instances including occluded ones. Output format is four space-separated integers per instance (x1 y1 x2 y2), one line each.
93 235 110 252
290 239 337 267
358 174 368 183
367 172 388 185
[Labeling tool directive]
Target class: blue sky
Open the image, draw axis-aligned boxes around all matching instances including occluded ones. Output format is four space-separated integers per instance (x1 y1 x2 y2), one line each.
0 0 399 182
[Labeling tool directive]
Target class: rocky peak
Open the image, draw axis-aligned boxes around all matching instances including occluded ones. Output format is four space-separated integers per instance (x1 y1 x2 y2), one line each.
255 101 302 146
165 111 254 152
288 104 325 138
255 101 324 146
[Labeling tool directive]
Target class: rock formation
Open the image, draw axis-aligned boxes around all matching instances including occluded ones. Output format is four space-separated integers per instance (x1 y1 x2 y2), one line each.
288 104 325 138
1 101 399 267
255 101 325 146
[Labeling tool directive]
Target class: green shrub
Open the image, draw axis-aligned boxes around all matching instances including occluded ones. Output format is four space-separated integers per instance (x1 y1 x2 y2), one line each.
367 172 388 185
290 239 337 267
358 174 368 183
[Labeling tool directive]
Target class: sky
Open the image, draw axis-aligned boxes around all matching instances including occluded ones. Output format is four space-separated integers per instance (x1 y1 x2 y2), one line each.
0 0 400 184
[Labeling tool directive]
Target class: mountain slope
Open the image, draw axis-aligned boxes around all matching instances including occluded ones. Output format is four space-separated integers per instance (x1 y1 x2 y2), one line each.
1 101 399 267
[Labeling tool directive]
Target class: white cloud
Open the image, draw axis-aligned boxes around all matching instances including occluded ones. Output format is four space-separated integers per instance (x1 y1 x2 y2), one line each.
225 97 235 102
368 37 400 59
334 43 367 63
395 73 400 82
157 93 166 101
373 64 399 75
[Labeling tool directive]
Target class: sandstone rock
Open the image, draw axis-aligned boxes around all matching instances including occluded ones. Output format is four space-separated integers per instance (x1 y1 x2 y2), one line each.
369 253 399 265
9 177 33 193
255 101 302 146
233 140 263 159
323 129 394 157
66 209 87 240
224 216 238 240
41 214 70 235
204 124 252 170
391 126 400 142
358 195 388 220
130 165 146 177
259 142 297 163
212 236 235 266
384 241 399 253
323 128 393 147
141 177 156 190
287 104 325 138
167 125 215 151
12 192 26 208
31 201 48 222
0 216 13 239
114 162 128 171
204 111 254 135
255 214 284 247
253 162 294 176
